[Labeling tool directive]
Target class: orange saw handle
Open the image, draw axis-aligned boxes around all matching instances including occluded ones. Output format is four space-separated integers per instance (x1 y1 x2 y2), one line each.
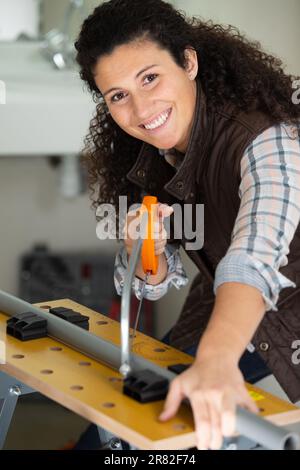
140 195 159 275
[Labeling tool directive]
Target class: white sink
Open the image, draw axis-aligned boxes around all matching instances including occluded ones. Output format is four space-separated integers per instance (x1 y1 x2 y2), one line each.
0 41 95 156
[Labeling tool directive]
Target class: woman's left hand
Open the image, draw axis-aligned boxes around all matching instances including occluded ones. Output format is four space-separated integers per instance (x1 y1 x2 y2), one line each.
159 355 259 450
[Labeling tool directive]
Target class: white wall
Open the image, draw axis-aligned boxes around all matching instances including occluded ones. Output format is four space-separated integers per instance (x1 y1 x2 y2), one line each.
174 0 300 74
0 1 117 298
0 156 117 295
41 0 103 38
42 0 300 75
0 0 39 40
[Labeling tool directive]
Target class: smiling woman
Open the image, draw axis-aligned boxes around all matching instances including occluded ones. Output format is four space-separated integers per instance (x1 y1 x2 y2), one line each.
74 0 300 451
75 0 300 225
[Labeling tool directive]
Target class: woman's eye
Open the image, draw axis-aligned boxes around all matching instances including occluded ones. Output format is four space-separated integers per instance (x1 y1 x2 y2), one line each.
111 92 126 103
144 73 158 84
109 75 157 103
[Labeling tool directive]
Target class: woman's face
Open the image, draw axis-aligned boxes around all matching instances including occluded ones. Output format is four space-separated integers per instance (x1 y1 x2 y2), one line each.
93 39 198 153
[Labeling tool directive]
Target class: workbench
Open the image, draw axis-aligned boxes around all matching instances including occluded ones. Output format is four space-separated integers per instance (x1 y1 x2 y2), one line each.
1 299 300 450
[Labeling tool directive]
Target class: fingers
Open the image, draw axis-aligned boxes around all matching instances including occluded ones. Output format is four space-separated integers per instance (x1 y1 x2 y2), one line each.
124 202 172 244
124 201 173 258
244 400 260 414
123 208 141 242
159 387 238 451
208 400 223 450
190 393 212 450
196 389 257 450
221 391 236 437
238 388 260 415
154 239 166 256
159 379 184 421
153 225 167 242
157 359 259 451
190 390 225 450
157 203 174 219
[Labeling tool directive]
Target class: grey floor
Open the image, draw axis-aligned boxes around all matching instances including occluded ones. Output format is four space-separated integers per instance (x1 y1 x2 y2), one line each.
2 375 300 450
3 393 90 450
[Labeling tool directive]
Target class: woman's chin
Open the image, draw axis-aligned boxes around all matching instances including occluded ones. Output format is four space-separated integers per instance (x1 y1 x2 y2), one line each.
150 136 179 150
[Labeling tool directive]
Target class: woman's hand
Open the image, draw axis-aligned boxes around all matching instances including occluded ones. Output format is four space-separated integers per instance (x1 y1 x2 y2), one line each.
159 355 259 450
124 202 173 257
123 202 173 284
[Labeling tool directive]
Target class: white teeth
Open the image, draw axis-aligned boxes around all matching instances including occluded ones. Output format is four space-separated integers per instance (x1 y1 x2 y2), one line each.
144 109 170 130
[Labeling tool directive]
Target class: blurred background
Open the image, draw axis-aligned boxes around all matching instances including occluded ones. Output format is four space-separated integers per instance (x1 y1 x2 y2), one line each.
0 0 299 449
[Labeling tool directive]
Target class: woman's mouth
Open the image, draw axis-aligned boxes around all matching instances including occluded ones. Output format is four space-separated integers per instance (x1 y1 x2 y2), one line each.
139 108 172 132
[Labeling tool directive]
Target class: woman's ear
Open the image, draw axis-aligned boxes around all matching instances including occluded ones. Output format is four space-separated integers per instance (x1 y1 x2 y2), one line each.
184 48 198 80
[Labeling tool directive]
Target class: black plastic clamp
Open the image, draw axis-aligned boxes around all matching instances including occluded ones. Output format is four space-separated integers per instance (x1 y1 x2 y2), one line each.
123 369 169 403
167 363 190 375
49 306 89 330
6 312 48 341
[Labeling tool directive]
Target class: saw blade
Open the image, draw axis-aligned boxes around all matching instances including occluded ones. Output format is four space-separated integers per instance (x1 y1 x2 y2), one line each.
131 270 151 344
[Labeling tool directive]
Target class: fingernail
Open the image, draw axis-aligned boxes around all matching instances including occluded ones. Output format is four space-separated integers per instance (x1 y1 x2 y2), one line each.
159 411 168 420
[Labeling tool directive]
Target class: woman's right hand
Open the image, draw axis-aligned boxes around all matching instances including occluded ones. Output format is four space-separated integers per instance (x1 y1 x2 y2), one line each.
123 202 174 284
123 202 174 257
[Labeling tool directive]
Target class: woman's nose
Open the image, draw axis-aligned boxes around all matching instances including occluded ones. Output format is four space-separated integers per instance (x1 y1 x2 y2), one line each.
132 93 151 122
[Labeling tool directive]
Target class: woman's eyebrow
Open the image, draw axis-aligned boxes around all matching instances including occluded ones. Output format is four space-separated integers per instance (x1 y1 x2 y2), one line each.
103 64 158 97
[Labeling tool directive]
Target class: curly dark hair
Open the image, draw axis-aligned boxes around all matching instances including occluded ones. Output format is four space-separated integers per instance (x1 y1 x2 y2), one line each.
75 0 300 226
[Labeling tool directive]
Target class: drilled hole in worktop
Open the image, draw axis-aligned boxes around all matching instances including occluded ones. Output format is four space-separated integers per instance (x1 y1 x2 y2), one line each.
109 377 122 383
103 402 116 408
259 408 265 412
154 348 167 353
79 361 91 366
70 385 84 391
12 354 24 359
50 346 63 351
96 321 108 325
40 369 53 375
39 305 51 310
173 424 186 431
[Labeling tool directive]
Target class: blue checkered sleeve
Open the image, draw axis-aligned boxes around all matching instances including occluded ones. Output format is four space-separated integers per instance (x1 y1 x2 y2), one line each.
214 122 300 310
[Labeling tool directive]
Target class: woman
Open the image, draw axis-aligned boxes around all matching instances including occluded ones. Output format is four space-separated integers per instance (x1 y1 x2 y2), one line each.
74 0 300 450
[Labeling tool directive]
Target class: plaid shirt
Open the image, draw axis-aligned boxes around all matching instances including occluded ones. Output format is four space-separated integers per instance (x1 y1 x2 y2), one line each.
114 123 300 311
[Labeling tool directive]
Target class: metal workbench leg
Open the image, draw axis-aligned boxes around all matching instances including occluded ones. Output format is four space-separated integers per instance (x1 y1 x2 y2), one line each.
0 370 35 449
97 426 125 450
222 436 265 450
